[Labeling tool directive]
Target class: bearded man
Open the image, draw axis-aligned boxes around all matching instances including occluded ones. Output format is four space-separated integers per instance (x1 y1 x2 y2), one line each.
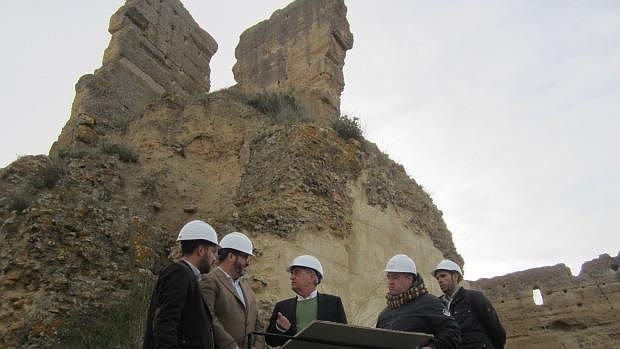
143 220 219 349
201 232 263 349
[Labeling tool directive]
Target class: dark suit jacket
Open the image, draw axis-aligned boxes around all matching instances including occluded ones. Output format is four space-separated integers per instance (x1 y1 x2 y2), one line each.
441 287 506 349
143 261 215 349
265 293 347 347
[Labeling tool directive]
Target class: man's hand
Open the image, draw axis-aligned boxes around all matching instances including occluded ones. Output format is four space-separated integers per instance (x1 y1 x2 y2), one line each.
276 312 291 331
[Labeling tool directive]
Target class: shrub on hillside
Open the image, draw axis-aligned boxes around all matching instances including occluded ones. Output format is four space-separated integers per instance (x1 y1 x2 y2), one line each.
248 92 309 124
112 115 131 134
6 187 36 213
4 158 66 212
101 143 139 163
30 158 66 189
331 114 363 141
53 275 155 348
57 147 100 160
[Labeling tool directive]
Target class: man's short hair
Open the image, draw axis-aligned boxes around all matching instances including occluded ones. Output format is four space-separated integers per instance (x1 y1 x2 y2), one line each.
217 248 243 262
312 270 320 285
180 239 216 256
291 266 321 285
452 270 463 282
436 269 462 282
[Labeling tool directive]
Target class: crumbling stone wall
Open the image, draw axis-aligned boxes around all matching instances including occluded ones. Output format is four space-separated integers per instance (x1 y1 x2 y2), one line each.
104 0 217 95
52 0 217 152
470 253 620 348
233 0 353 121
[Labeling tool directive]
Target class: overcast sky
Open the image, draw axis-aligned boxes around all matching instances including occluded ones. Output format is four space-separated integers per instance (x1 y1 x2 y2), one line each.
1 1 618 280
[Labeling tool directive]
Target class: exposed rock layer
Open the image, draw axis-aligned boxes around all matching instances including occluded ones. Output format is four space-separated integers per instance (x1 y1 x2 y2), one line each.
105 0 218 95
52 0 217 153
0 90 458 347
234 0 353 121
470 253 620 349
1 0 453 346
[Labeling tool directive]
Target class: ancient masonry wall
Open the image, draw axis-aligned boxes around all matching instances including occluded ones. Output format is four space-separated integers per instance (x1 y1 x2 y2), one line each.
233 0 353 121
52 0 217 152
470 253 620 349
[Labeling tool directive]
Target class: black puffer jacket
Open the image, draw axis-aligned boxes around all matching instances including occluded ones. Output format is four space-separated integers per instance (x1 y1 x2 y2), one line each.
440 287 506 349
376 276 461 349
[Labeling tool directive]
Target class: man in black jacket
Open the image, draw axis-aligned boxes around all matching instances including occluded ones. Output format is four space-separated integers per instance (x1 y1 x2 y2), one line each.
433 259 506 349
265 255 347 347
376 254 461 349
143 220 219 349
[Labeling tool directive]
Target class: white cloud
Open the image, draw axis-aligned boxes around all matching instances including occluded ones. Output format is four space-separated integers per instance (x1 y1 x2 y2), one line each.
342 1 620 279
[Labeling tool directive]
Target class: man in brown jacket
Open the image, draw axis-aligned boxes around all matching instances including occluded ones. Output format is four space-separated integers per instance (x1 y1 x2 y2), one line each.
201 232 263 349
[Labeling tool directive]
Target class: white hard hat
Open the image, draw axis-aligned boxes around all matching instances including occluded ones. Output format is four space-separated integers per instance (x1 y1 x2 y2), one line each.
288 255 324 280
177 220 219 245
385 254 417 274
219 232 254 256
433 259 463 277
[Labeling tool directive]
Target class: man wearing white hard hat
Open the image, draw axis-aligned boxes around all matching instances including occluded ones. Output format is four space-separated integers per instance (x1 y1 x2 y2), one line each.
265 255 347 347
143 220 219 349
376 254 460 349
201 232 263 349
433 259 506 349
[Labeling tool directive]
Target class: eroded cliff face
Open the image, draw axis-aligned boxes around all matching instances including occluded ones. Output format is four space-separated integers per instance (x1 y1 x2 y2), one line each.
0 0 460 346
470 253 620 349
233 0 353 121
0 94 458 347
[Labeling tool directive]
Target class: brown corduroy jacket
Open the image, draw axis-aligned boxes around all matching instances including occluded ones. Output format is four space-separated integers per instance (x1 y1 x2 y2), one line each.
201 268 264 349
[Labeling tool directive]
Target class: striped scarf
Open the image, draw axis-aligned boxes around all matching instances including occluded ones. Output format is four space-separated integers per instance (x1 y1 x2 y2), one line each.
386 280 428 309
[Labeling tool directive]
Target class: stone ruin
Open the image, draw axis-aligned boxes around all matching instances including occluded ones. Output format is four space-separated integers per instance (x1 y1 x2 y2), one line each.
52 0 352 154
233 0 353 121
52 0 217 152
470 253 620 348
1 0 618 347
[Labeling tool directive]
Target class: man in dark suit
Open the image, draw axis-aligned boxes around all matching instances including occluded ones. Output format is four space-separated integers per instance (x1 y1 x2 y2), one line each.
143 220 219 349
266 255 347 347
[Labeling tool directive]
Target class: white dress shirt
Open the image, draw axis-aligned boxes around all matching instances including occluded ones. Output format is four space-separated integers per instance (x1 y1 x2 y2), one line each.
218 267 246 307
181 258 202 281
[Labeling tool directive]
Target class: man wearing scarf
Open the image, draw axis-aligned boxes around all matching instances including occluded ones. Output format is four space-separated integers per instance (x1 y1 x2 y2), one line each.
376 254 461 349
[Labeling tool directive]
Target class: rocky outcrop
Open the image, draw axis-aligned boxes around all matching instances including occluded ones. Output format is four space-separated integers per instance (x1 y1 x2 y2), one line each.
0 90 460 347
0 154 169 346
0 0 461 346
470 253 620 349
51 0 217 152
233 0 353 121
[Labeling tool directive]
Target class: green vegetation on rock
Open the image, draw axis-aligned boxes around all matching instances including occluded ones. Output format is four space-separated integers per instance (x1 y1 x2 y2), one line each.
53 274 155 349
248 92 309 125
